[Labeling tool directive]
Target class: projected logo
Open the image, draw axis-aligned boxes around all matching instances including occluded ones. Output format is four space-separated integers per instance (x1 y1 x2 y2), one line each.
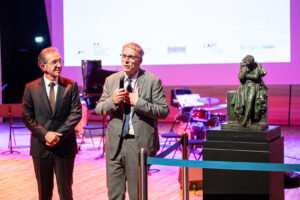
262 45 275 49
202 43 217 48
240 44 276 50
201 42 222 54
93 42 109 57
167 46 186 53
240 45 259 50
77 50 86 55
77 50 87 59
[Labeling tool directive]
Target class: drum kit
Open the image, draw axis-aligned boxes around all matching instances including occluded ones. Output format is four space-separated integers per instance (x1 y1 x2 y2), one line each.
191 97 227 123
175 95 227 121
174 94 227 140
189 96 227 140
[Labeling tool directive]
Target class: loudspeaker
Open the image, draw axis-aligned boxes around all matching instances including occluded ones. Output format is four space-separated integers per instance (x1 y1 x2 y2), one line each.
178 167 203 190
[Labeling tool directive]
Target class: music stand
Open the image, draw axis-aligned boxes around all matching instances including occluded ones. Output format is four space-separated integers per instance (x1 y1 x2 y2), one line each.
175 94 204 132
176 94 204 108
0 104 22 154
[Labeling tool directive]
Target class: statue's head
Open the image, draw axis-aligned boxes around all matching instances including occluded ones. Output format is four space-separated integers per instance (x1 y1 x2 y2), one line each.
242 55 255 66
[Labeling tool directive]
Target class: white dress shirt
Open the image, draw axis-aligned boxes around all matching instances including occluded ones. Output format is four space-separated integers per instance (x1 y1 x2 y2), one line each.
124 71 138 136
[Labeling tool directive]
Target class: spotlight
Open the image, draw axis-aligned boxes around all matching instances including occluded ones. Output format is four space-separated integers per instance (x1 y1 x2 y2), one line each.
35 36 44 43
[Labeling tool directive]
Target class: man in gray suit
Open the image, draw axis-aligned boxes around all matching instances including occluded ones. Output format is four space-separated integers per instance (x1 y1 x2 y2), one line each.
95 42 169 200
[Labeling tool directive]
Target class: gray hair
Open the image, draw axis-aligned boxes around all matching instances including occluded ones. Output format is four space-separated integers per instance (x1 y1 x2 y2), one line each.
37 47 59 66
122 42 144 57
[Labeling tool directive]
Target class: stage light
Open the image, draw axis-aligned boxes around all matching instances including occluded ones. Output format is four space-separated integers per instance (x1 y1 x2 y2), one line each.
35 36 44 43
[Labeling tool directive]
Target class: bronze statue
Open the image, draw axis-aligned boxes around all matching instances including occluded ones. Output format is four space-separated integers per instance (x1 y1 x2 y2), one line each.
233 55 268 127
223 55 268 130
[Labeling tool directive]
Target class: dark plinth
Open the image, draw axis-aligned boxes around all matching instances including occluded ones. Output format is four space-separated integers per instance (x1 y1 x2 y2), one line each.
203 126 284 200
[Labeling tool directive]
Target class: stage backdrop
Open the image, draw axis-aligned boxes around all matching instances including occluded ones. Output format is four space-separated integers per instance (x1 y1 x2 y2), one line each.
45 0 300 125
46 0 299 87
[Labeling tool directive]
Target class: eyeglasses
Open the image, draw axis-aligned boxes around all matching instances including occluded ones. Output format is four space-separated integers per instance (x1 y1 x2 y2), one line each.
120 54 140 61
46 59 63 66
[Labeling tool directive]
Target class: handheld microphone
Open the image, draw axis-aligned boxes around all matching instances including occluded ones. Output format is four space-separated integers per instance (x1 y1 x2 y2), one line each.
119 74 125 89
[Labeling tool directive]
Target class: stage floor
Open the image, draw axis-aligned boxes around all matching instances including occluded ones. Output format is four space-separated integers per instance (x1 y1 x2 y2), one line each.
0 122 300 200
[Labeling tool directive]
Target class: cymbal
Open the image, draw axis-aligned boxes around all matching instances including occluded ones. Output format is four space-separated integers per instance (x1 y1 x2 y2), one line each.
197 97 222 105
201 106 219 111
202 104 227 111
215 103 227 110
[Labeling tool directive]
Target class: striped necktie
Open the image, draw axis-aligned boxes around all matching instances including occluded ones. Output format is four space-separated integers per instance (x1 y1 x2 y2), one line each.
49 82 55 112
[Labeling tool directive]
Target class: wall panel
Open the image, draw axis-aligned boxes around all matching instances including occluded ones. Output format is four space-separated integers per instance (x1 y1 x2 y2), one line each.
161 85 295 125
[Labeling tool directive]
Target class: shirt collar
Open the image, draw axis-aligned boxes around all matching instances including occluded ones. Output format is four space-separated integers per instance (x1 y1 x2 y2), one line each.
124 70 139 82
43 75 58 86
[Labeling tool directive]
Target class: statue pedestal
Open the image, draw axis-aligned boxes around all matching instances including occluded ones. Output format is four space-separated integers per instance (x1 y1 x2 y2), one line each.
203 126 284 200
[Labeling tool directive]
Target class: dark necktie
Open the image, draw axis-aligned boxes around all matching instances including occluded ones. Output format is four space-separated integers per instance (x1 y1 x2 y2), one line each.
122 78 132 137
49 82 55 112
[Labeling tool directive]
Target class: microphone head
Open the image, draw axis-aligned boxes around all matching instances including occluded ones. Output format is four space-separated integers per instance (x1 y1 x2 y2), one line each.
119 73 125 80
119 73 125 88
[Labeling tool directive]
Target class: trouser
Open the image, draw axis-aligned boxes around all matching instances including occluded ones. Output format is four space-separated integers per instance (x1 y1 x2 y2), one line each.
106 136 139 200
32 152 75 200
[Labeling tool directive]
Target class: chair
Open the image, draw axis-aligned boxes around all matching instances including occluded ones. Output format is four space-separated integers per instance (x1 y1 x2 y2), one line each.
10 124 26 146
188 139 204 160
78 110 106 151
188 117 219 160
160 112 191 158
95 116 109 159
188 124 205 160
161 87 192 150
0 104 25 154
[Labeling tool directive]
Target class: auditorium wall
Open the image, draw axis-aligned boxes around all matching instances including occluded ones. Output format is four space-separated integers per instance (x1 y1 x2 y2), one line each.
162 85 300 125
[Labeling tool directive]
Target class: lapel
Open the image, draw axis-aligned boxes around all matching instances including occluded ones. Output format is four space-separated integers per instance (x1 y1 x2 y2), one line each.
39 77 53 115
132 70 146 119
53 77 65 117
136 69 146 94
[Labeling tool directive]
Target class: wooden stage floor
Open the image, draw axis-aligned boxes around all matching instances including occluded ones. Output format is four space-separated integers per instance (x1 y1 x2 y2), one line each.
0 122 300 200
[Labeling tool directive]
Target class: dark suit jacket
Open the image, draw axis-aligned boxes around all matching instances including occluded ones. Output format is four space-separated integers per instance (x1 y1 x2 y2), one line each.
95 69 169 158
22 76 82 158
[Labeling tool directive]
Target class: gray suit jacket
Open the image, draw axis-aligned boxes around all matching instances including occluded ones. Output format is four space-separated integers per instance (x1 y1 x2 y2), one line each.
95 69 169 158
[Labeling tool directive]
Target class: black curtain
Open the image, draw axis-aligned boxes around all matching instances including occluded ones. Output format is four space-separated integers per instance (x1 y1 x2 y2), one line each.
0 0 51 103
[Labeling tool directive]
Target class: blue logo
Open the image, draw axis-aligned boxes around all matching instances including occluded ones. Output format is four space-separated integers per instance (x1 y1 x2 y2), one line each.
167 46 186 53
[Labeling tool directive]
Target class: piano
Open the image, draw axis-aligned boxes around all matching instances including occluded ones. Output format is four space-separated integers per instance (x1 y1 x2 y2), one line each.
82 60 116 110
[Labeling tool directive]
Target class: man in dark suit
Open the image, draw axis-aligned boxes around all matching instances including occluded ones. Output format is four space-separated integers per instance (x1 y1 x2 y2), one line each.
22 47 82 200
95 42 169 200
